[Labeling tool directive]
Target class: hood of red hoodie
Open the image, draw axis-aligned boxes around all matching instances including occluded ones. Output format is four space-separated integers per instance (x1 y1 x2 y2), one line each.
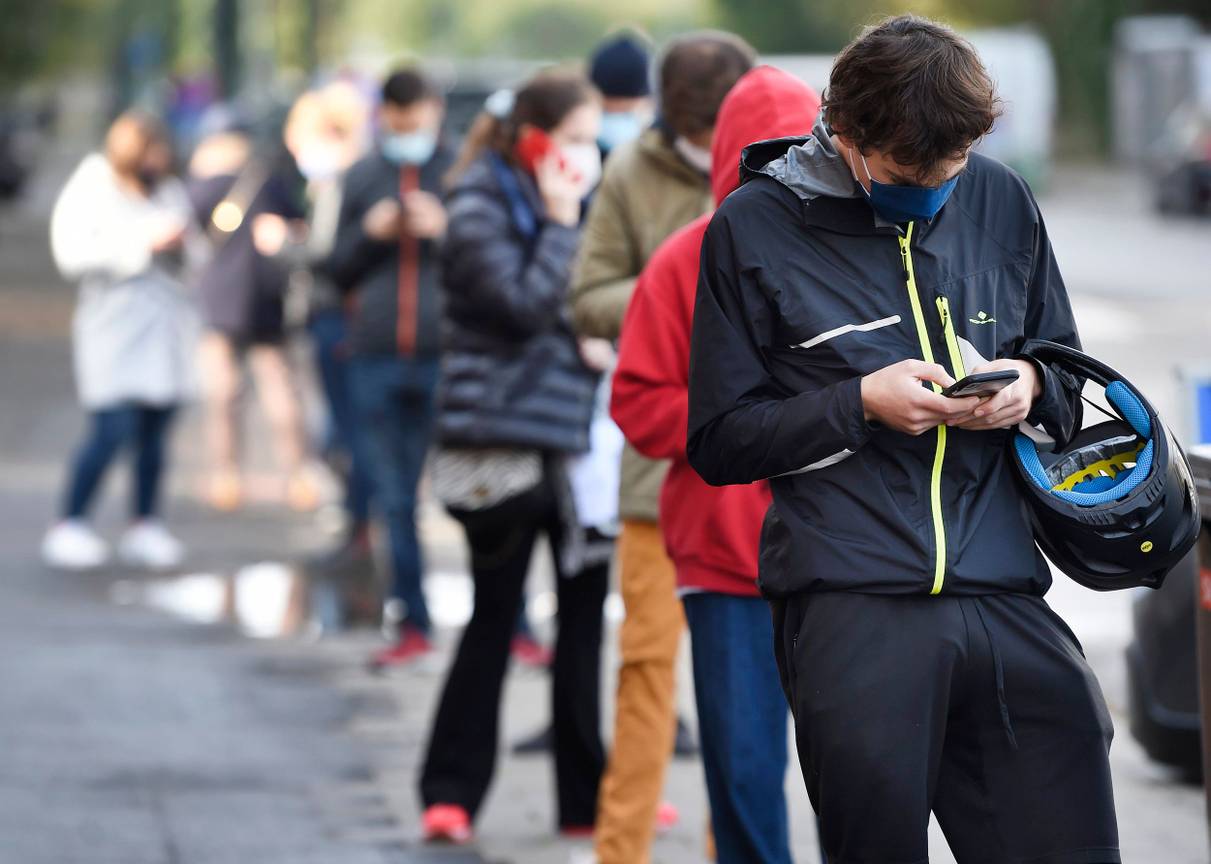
710 65 822 205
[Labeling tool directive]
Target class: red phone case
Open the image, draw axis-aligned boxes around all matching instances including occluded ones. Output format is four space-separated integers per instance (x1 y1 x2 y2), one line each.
516 128 566 174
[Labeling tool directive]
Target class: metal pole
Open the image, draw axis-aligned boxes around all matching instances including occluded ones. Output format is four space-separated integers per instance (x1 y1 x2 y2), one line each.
213 0 240 100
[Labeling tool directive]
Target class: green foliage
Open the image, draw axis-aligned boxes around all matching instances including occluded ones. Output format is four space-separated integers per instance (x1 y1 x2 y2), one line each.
0 0 108 92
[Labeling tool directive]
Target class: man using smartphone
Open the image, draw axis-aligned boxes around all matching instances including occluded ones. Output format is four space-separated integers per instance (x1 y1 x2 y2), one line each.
326 67 453 668
688 15 1120 864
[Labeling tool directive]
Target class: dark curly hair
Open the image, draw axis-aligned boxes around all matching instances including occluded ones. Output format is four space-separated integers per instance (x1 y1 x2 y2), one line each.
823 15 1001 184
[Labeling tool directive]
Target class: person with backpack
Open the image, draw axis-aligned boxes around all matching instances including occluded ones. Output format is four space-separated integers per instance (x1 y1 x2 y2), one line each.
688 17 1119 862
418 70 609 844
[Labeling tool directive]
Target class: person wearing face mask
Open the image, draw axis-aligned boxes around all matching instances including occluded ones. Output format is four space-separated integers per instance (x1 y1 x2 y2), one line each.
588 31 654 158
689 16 1117 864
324 67 454 667
417 71 608 845
280 83 376 579
569 30 754 864
42 112 199 572
611 66 822 864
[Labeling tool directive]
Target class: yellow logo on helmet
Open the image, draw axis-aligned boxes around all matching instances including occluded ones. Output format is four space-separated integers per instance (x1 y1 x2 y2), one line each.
1140 540 1154 553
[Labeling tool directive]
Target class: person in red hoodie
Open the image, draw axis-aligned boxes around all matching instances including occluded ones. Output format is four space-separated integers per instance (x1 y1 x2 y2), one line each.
610 66 821 864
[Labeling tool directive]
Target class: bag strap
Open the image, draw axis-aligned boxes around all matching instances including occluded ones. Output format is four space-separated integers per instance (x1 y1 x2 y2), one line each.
207 158 268 244
487 153 539 256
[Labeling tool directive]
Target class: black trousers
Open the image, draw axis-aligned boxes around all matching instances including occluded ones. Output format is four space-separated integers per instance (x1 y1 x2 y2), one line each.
773 591 1120 864
419 480 607 827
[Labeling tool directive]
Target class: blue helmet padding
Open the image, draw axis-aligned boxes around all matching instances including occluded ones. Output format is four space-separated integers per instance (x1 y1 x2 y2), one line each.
1013 434 1154 506
1065 474 1122 494
1105 380 1150 438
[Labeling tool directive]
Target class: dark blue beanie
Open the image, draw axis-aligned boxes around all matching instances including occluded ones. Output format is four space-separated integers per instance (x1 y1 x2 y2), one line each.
589 34 652 99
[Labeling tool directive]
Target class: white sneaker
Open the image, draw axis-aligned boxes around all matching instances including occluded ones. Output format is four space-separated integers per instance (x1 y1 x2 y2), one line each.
41 520 109 570
118 521 185 571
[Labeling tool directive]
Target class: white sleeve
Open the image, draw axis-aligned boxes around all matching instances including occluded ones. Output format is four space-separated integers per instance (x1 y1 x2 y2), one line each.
50 156 152 282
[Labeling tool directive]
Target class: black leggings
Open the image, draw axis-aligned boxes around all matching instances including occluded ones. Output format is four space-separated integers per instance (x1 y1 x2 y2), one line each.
420 480 607 828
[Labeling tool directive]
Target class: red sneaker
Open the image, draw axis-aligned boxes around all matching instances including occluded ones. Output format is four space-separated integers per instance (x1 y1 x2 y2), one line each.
559 824 595 839
654 800 680 834
422 803 473 844
511 634 554 668
367 627 433 671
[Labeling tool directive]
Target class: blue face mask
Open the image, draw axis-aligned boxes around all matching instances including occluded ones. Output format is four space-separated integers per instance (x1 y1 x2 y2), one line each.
852 148 959 224
597 111 646 153
381 130 437 166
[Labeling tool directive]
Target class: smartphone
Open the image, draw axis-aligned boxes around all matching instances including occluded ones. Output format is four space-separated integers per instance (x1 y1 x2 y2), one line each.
516 127 560 174
941 369 1019 398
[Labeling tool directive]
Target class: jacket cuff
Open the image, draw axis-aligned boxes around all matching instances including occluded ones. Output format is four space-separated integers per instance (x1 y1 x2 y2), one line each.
836 375 874 448
538 221 581 256
1019 354 1070 439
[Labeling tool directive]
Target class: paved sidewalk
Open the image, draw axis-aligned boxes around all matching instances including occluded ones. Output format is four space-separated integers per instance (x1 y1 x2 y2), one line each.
3 164 1210 863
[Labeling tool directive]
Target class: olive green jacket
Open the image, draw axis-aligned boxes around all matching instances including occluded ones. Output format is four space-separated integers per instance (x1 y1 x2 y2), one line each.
571 128 712 522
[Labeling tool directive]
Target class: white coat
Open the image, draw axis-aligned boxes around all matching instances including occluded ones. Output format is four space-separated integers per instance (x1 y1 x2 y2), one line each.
50 154 200 409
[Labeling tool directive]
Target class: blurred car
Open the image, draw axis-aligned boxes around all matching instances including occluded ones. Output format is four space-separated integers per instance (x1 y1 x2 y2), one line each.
1126 547 1203 781
1152 64 1211 216
0 100 54 200
1155 141 1211 216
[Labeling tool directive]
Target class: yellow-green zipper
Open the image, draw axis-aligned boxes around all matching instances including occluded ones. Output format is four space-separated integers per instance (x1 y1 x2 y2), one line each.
936 296 967 380
898 223 947 595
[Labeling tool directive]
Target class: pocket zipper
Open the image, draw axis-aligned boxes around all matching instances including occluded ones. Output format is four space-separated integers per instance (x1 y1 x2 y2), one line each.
936 296 967 379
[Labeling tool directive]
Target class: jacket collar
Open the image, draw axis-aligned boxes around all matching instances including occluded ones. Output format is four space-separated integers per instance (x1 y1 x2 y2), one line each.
740 115 906 235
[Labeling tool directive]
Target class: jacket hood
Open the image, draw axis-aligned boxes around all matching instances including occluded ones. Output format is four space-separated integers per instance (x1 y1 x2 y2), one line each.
741 114 862 203
741 114 906 231
710 66 821 205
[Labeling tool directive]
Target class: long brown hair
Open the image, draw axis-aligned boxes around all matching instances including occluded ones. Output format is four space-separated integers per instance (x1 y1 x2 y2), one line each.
445 69 597 187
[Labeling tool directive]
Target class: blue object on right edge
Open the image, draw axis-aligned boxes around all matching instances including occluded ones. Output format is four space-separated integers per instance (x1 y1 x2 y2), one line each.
1196 381 1211 445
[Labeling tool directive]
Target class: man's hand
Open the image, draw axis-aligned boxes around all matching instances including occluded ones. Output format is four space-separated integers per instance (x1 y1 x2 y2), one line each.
361 198 404 241
952 358 1041 431
402 190 448 239
861 359 982 436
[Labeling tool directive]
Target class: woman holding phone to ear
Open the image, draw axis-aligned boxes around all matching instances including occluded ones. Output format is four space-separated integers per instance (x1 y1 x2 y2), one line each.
418 71 612 844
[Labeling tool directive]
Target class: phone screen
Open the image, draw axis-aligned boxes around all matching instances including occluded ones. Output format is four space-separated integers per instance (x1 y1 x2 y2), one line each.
942 370 1019 398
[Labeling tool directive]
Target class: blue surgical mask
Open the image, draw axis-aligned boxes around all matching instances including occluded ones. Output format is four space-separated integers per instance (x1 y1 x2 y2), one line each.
381 130 437 166
597 111 646 153
852 148 958 223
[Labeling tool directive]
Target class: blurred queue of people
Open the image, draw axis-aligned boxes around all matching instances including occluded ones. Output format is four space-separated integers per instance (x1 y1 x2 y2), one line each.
40 27 825 864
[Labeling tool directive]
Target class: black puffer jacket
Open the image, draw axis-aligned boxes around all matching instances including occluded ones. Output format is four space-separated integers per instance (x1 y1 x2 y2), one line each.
437 155 598 453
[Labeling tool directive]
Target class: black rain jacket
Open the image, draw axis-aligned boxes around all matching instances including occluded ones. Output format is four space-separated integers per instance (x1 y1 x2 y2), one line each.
687 127 1082 599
